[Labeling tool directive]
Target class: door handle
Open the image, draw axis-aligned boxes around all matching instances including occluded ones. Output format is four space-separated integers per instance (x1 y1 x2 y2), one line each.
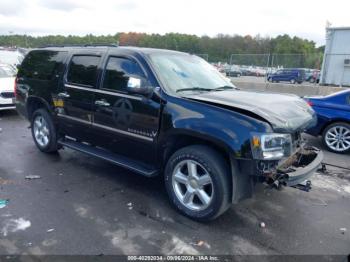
58 92 70 98
95 100 110 107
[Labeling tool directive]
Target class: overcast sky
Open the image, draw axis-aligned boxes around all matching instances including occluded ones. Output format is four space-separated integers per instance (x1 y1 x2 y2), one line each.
0 0 349 46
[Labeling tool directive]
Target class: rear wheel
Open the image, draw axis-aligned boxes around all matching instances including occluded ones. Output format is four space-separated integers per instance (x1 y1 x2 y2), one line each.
31 108 59 153
322 122 350 154
164 145 231 221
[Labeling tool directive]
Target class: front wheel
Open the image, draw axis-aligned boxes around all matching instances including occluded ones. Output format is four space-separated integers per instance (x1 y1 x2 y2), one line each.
322 122 350 154
164 145 231 221
31 108 59 153
290 78 296 84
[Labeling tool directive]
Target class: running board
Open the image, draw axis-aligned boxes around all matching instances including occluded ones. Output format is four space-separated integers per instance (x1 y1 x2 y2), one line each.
58 138 158 177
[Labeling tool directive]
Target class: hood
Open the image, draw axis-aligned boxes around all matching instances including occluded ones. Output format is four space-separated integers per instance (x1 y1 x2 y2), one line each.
187 90 317 133
0 77 15 92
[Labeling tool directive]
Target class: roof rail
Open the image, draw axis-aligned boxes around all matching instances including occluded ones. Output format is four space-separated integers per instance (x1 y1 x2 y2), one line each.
39 43 119 48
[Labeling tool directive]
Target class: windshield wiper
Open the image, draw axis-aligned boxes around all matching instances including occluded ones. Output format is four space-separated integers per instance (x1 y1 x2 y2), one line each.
176 87 213 93
213 85 237 91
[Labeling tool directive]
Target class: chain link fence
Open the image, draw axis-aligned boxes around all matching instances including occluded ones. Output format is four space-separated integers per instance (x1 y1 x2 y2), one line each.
226 53 324 84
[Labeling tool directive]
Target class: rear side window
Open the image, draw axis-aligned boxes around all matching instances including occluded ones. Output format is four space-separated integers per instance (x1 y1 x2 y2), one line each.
19 50 67 80
67 55 101 87
102 57 144 92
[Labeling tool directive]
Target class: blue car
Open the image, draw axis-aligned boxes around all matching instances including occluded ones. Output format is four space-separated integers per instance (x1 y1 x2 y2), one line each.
267 68 305 84
305 90 350 154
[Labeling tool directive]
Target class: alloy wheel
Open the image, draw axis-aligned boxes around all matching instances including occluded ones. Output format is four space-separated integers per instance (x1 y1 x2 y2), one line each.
172 160 214 211
33 115 50 147
325 125 350 152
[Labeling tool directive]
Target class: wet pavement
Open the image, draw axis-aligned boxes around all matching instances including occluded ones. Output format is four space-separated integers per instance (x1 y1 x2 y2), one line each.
0 110 349 259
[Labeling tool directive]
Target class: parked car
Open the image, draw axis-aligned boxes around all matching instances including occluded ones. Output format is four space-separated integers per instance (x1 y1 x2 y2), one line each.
309 70 320 83
303 68 312 82
226 65 242 77
0 66 16 111
305 90 350 154
15 46 323 221
0 50 24 67
0 63 17 76
267 68 305 84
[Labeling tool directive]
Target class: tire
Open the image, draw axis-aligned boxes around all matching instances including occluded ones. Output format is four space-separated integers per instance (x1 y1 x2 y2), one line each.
290 78 296 84
237 73 241 77
267 77 272 82
310 78 315 83
164 145 231 221
322 122 350 154
31 108 59 153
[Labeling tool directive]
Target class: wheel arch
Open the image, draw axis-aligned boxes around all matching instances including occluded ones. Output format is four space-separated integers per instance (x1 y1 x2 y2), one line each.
320 119 350 136
159 132 235 201
159 132 233 171
26 96 53 121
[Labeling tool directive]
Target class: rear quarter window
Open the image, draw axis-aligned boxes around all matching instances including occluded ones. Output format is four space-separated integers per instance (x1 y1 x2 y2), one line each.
19 50 67 80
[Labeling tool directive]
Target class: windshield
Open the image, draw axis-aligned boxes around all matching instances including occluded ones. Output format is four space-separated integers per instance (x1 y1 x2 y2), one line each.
0 67 13 78
149 53 234 93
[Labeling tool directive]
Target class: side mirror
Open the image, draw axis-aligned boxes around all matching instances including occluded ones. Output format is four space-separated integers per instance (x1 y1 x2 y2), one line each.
126 76 153 95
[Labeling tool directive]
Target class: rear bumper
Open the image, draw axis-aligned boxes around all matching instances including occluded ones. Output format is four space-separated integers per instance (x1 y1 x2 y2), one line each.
0 98 16 111
0 105 16 111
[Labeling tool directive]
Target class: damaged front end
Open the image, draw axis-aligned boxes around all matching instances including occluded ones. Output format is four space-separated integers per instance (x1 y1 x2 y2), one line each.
261 146 323 192
249 131 323 192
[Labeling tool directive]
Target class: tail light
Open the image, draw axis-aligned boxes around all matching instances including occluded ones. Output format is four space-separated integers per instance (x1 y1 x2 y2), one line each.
14 77 17 97
307 100 314 106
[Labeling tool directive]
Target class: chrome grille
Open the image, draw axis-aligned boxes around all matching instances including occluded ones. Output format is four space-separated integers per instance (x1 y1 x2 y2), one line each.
0 92 15 99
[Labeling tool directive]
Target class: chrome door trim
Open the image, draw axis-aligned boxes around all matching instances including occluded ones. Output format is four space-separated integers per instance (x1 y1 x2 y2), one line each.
57 113 153 142
64 84 143 101
57 114 91 125
93 122 153 142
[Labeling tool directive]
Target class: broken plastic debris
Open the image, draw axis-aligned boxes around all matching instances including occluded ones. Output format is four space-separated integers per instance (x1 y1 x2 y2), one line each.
0 199 9 209
47 228 55 233
260 222 266 228
25 175 41 180
197 240 204 246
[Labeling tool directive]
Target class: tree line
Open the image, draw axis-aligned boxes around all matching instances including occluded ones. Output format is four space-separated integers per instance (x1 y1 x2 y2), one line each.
0 32 324 64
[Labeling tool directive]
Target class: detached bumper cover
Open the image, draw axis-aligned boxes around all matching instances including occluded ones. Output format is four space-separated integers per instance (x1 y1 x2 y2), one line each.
277 147 323 187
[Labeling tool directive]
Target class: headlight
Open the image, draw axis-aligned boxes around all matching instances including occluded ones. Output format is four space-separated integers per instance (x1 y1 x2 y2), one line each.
250 133 292 160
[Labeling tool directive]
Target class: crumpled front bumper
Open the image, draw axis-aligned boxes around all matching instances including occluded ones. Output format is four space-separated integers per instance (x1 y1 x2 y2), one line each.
275 146 323 187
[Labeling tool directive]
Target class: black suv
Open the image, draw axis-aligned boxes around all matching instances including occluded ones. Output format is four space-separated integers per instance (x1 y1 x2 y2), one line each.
15 45 323 221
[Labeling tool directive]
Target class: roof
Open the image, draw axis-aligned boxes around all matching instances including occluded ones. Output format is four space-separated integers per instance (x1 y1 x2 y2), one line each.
327 26 350 31
39 45 188 56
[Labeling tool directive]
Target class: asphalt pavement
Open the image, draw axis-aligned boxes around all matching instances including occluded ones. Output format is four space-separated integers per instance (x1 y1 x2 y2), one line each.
0 110 349 259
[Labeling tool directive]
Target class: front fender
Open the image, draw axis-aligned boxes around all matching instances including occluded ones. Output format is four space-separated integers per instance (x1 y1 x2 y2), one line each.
159 96 272 159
